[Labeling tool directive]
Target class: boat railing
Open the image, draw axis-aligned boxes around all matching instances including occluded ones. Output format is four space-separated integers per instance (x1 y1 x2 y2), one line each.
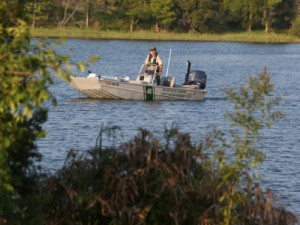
137 63 158 85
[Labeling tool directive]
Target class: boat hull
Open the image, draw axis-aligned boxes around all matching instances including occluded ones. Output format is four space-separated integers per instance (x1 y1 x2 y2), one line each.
70 76 206 101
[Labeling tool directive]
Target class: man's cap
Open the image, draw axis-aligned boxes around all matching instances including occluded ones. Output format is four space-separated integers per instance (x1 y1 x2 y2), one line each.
149 47 156 51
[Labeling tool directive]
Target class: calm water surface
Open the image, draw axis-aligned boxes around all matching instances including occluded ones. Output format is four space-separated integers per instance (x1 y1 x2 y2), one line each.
38 40 300 215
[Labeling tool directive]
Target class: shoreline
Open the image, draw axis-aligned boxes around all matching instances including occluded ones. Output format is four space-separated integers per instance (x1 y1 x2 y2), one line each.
30 28 300 43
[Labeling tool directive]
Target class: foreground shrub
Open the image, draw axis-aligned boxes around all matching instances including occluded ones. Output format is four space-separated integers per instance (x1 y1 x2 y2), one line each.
0 2 98 224
41 128 297 225
41 69 298 225
0 2 69 223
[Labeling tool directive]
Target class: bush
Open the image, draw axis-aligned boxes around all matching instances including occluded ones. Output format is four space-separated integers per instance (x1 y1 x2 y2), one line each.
0 1 97 224
289 15 300 37
41 128 298 225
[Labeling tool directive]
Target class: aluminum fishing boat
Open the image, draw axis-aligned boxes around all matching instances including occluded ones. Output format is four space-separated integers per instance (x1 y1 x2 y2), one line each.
70 60 207 101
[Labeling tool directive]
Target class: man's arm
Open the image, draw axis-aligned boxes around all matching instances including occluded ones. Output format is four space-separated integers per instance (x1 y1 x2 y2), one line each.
157 56 163 75
144 55 149 65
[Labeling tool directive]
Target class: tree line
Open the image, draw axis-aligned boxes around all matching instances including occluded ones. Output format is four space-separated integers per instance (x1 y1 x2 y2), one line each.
25 0 300 33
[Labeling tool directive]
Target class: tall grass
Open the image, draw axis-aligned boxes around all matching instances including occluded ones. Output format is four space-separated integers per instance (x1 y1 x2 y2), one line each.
31 27 300 43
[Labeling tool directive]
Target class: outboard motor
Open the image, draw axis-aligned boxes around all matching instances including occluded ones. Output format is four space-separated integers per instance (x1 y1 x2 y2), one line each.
184 60 207 90
187 70 207 89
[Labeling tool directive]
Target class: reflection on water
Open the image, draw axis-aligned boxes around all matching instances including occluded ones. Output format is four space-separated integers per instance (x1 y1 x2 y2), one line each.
38 40 300 215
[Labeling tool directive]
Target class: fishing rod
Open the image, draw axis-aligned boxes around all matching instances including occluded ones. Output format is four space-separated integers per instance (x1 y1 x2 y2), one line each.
165 48 172 77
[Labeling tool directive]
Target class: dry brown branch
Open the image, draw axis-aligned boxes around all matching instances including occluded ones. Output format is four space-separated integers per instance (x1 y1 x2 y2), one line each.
4 71 34 76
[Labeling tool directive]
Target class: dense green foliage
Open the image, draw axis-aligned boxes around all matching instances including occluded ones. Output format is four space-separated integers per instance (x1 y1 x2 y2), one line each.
290 15 300 37
0 1 97 224
24 0 299 33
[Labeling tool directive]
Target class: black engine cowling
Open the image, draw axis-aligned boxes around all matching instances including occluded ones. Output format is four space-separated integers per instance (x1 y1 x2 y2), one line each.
184 61 207 89
186 70 206 89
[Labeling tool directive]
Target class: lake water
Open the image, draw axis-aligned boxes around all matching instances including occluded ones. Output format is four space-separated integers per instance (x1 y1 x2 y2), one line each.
37 39 300 216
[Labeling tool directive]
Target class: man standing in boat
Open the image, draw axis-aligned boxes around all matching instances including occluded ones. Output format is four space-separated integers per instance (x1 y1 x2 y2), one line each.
144 47 163 85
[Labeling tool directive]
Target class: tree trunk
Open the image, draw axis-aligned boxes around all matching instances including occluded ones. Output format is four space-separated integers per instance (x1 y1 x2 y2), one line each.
58 0 69 27
248 13 252 31
130 18 134 32
58 0 81 27
31 0 36 28
265 21 269 33
264 8 270 33
155 22 160 32
86 2 91 28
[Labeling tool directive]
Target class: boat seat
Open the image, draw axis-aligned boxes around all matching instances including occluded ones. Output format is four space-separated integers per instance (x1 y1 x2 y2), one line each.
136 74 153 84
160 76 175 87
145 70 155 75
